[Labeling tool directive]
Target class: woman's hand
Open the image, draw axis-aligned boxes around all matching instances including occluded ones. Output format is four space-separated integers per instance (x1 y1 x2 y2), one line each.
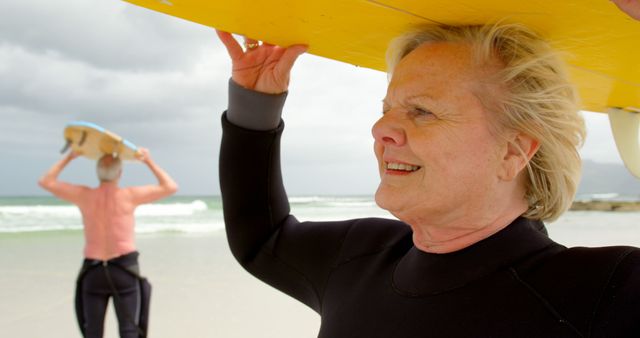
216 30 307 94
612 0 640 20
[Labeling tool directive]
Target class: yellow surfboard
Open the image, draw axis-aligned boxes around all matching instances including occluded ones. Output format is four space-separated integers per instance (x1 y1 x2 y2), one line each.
122 0 639 113
121 0 640 176
63 121 139 161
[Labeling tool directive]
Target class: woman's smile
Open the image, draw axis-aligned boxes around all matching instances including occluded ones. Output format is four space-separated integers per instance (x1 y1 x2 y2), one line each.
384 161 421 175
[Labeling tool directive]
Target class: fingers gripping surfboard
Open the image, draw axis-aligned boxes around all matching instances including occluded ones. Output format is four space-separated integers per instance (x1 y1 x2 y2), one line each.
63 121 139 161
121 0 640 175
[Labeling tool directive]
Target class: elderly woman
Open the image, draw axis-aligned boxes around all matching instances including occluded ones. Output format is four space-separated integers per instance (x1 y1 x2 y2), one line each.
217 7 640 338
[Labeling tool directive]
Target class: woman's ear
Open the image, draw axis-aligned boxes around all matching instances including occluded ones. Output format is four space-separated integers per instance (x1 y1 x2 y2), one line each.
499 133 540 181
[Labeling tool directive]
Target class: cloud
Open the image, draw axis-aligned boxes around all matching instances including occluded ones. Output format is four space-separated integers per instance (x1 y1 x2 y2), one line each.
0 43 228 119
0 0 217 71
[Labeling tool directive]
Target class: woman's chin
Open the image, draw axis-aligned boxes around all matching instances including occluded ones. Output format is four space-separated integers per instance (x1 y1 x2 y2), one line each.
375 187 432 225
375 186 402 214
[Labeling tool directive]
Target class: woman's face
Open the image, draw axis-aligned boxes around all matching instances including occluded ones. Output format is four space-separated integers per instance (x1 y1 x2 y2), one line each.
372 42 508 227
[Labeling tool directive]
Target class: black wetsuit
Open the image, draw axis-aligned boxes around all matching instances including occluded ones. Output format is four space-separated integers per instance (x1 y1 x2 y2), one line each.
76 251 150 338
220 81 640 337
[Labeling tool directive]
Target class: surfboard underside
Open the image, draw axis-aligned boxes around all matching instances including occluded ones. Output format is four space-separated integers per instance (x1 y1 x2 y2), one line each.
64 122 138 161
123 0 640 113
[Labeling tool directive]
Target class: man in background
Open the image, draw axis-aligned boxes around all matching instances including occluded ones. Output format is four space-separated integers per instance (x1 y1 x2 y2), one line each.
39 148 177 338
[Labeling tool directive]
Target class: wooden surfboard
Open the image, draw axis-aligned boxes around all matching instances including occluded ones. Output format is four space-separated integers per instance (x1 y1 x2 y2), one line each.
63 121 139 161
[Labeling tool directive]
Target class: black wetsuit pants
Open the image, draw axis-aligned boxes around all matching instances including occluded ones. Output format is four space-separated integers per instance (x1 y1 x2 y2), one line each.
76 252 144 338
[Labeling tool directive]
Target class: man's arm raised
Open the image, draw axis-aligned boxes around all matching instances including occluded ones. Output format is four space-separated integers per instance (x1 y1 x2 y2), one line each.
127 148 178 206
38 152 89 204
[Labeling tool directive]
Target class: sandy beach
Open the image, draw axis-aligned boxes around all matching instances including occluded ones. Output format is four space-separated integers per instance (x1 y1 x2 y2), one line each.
2 196 640 338
0 231 319 338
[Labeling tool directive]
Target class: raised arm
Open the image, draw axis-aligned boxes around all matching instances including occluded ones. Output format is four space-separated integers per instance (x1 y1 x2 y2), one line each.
127 148 178 205
218 32 363 311
38 152 88 203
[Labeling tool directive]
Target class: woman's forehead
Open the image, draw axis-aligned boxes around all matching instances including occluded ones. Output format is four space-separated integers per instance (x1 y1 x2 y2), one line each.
387 42 502 104
401 42 475 70
387 46 474 97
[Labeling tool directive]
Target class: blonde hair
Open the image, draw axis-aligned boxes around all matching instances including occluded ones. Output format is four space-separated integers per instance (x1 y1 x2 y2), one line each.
386 24 585 221
97 154 122 182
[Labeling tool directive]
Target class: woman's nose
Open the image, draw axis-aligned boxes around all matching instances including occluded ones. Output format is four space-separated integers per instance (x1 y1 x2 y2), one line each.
371 113 406 147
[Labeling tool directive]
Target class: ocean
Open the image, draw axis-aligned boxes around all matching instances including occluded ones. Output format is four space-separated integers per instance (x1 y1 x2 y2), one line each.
1 195 640 247
0 196 393 235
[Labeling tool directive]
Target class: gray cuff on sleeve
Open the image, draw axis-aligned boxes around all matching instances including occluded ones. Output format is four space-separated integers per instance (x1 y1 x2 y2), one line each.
227 79 288 131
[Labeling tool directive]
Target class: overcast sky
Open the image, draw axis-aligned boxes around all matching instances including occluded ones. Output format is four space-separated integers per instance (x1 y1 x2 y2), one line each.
0 0 627 196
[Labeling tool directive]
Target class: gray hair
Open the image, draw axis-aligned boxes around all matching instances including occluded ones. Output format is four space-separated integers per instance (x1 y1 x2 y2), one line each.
96 154 122 182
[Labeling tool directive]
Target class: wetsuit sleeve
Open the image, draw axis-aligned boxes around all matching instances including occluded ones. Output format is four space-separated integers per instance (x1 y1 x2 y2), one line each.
591 248 640 337
219 82 354 313
227 79 286 131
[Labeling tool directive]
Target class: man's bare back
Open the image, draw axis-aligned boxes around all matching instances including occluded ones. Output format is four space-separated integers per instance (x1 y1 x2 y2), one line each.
78 184 137 260
39 148 178 260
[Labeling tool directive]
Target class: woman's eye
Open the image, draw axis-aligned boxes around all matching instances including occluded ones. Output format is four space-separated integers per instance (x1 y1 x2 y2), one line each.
411 107 434 117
